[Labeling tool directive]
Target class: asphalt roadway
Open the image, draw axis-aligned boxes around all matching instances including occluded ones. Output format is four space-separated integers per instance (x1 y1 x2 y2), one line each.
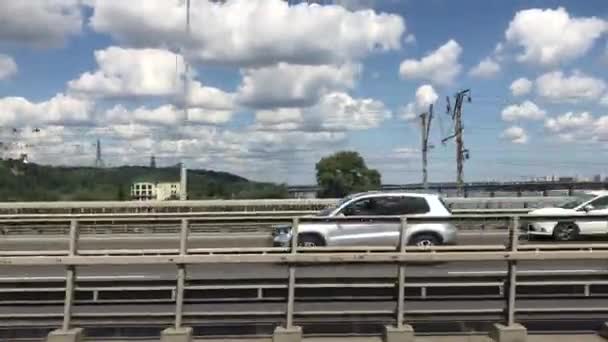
0 230 512 251
1 231 608 281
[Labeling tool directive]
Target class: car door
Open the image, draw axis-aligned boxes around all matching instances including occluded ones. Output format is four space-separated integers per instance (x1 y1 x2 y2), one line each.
363 196 402 246
577 196 608 235
385 196 432 246
354 195 432 247
327 197 381 246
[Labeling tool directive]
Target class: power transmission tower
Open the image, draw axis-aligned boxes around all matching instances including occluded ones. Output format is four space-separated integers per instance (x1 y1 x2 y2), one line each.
419 104 433 189
95 139 104 168
442 89 471 195
150 155 156 168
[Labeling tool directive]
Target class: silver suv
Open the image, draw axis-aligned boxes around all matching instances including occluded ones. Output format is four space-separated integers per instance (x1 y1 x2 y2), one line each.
273 191 457 247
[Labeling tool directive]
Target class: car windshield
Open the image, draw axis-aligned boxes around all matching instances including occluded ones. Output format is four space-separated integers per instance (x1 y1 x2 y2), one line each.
557 194 596 209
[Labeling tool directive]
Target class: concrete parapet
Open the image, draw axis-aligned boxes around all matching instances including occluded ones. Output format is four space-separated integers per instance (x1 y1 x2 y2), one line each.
489 323 527 342
384 325 415 342
160 327 193 342
46 328 83 342
273 326 302 342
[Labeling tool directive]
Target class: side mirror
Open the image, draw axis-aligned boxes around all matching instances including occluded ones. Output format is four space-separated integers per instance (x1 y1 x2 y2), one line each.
583 204 594 212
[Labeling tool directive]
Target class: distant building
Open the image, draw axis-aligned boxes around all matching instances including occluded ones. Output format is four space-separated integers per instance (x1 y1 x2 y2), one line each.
131 182 180 201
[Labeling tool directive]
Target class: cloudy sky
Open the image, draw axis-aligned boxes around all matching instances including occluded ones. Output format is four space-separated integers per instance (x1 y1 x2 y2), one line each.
0 0 607 184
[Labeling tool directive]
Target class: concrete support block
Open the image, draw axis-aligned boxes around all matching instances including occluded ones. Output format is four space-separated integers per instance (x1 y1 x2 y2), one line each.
46 328 84 342
384 325 415 342
160 327 193 342
273 326 302 342
489 323 527 342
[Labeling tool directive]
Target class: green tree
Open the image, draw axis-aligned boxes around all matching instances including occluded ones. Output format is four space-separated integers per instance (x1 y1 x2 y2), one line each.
117 185 126 201
315 151 381 198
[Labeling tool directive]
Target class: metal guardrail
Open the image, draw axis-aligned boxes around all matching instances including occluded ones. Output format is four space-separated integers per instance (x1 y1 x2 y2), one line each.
3 213 608 336
0 196 570 214
0 210 525 236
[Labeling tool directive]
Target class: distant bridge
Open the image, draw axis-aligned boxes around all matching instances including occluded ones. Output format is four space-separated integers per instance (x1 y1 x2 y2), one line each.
288 181 608 198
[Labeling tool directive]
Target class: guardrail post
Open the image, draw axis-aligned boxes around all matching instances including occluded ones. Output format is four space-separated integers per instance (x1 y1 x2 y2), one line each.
274 218 302 342
384 217 414 342
47 220 83 342
161 219 192 342
397 217 406 327
506 216 518 326
489 215 527 342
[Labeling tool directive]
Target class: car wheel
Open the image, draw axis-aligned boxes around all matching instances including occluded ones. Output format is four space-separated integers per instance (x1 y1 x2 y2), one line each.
410 234 440 247
297 234 324 247
552 222 579 241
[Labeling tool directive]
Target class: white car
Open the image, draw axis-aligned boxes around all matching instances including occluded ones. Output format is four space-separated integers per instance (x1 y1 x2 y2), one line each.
524 191 608 241
273 191 457 247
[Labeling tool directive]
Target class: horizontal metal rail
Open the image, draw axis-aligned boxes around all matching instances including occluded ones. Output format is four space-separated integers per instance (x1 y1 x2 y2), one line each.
0 196 568 210
5 249 608 265
0 208 529 220
0 212 603 224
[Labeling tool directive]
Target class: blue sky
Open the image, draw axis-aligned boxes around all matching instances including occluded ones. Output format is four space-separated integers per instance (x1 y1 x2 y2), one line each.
0 0 607 184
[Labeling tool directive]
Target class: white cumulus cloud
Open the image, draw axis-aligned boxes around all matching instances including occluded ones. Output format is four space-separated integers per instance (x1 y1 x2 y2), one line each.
68 46 234 111
415 84 438 109
545 111 594 133
510 77 533 96
0 54 17 80
86 0 405 66
501 126 528 144
600 94 608 107
254 92 391 131
501 101 546 122
0 93 94 127
536 70 606 103
399 39 462 85
104 104 232 127
0 0 83 48
398 84 438 121
68 47 185 98
505 7 608 66
469 57 500 78
236 63 359 108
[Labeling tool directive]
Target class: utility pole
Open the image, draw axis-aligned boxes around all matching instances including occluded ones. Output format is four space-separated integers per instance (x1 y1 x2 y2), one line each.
183 0 190 122
442 89 471 196
419 104 433 189
95 139 104 168
177 0 190 203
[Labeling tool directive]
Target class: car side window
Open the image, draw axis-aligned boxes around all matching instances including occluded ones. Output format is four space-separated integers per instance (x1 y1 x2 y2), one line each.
390 196 430 215
360 196 430 215
370 197 401 215
341 198 378 216
587 196 608 210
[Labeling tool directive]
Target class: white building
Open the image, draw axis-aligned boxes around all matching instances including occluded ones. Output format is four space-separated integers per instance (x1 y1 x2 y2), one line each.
131 182 180 201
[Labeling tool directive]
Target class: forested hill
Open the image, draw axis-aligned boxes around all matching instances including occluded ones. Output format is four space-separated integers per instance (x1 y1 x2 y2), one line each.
0 159 287 201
